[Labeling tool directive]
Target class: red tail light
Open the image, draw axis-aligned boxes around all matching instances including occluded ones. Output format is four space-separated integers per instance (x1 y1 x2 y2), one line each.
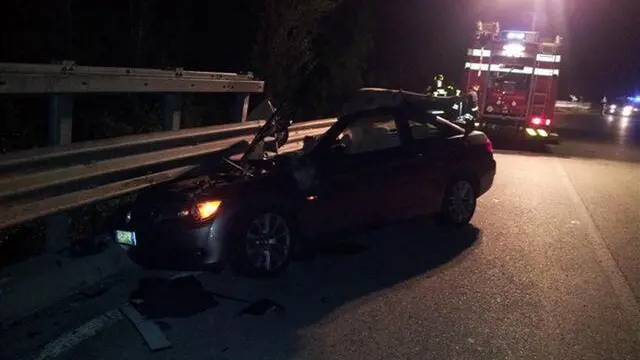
485 138 494 153
530 117 552 126
530 117 542 125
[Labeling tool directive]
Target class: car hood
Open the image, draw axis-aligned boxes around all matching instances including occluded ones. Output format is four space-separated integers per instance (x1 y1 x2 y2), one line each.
134 175 219 211
136 154 296 203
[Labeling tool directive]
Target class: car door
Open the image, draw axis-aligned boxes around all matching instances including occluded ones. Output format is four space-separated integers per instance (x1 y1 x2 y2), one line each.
301 108 410 236
398 109 465 217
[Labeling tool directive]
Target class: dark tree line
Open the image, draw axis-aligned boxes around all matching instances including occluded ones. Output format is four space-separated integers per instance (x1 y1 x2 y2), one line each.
0 0 378 150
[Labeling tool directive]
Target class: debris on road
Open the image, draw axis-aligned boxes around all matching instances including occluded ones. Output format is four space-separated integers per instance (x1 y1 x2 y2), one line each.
120 305 171 352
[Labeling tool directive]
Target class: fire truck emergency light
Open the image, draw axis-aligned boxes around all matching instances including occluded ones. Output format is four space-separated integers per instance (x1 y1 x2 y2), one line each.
503 43 526 57
506 32 525 40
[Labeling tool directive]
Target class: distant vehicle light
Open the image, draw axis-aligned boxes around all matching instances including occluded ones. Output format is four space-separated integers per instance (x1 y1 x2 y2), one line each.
545 119 552 126
621 105 633 116
506 32 525 40
609 104 617 109
621 117 630 129
530 117 542 125
627 96 640 103
525 128 537 136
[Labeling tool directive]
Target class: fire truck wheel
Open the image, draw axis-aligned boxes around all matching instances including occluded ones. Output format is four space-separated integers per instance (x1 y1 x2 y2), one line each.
438 178 477 228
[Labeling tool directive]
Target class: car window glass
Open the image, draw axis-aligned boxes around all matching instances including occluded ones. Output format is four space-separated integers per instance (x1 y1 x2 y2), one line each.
336 113 401 155
407 116 443 140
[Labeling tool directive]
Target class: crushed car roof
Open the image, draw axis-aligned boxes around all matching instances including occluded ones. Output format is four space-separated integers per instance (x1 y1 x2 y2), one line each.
342 88 463 115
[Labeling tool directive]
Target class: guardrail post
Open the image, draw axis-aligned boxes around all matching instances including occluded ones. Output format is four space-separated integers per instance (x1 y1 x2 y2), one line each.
46 94 73 253
48 94 73 145
163 93 182 130
234 93 250 122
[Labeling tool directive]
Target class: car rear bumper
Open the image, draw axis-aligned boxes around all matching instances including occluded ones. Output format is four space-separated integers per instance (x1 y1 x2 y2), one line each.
115 218 228 271
478 159 496 197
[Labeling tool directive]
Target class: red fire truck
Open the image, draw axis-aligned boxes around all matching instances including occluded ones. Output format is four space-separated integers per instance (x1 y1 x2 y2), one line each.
462 21 563 143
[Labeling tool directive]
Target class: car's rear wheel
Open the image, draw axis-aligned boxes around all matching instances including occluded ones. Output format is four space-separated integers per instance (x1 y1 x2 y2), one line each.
228 210 295 278
438 178 477 228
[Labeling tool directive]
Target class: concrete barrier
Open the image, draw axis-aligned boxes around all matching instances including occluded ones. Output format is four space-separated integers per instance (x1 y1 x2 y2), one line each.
555 101 592 110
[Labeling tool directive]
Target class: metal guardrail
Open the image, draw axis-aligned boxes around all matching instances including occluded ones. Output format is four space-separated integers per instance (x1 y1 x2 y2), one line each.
0 122 265 173
0 61 271 252
0 62 264 94
0 119 337 229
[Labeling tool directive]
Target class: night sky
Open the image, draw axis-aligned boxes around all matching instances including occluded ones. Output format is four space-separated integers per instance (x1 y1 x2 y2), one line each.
2 0 639 102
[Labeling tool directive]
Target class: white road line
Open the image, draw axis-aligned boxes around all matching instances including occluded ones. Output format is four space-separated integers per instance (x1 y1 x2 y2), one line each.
32 309 123 360
555 158 640 342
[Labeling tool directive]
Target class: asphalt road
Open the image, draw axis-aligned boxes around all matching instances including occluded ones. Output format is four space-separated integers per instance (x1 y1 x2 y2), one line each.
3 113 640 360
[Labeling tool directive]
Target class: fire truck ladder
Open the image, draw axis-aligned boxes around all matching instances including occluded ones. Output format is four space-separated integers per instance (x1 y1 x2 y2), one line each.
527 45 558 119
475 21 499 115
480 40 497 115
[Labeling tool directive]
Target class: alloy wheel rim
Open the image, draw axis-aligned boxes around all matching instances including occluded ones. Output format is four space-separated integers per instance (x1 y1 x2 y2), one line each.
448 181 475 223
245 213 291 271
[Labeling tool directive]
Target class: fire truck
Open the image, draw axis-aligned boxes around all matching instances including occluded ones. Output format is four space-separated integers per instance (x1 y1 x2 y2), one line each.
462 21 563 143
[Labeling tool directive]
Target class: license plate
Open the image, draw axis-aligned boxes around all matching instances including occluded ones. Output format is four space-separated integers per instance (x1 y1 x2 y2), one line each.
115 230 137 246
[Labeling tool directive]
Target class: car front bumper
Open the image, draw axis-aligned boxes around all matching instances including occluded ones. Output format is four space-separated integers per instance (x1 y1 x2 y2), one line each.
114 214 229 271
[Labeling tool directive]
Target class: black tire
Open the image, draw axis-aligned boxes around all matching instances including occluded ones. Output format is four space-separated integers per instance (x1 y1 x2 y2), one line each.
438 178 477 228
227 207 296 278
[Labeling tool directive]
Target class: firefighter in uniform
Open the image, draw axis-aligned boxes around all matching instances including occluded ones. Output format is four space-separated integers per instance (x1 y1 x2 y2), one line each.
446 84 457 97
453 84 480 131
426 74 448 97
465 84 481 118
601 96 608 115
449 83 463 117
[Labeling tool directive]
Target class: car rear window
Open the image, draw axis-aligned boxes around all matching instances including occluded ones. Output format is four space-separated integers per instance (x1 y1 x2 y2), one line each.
406 111 464 139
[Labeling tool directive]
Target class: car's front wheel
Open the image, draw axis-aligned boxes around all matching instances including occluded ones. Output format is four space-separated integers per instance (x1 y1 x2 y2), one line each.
438 178 477 228
228 210 295 278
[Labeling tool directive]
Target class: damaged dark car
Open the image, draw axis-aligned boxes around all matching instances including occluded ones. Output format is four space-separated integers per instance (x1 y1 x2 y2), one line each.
114 89 496 278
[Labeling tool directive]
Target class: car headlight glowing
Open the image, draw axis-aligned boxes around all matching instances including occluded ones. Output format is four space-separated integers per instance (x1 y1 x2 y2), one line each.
180 200 222 221
196 201 222 220
622 106 633 116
